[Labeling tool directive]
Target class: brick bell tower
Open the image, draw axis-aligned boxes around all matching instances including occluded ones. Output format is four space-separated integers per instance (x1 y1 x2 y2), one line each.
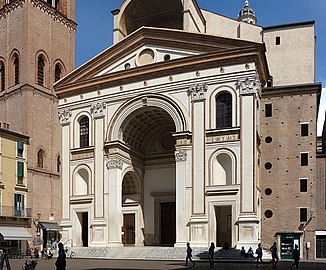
0 0 76 247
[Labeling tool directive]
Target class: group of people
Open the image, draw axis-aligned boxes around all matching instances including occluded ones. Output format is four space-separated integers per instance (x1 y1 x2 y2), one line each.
185 241 301 269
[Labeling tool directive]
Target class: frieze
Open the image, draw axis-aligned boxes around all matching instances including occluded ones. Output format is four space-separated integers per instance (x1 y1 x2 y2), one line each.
175 150 187 162
106 158 123 170
188 83 208 101
236 76 261 95
206 134 239 143
0 0 76 30
58 108 72 125
90 102 106 119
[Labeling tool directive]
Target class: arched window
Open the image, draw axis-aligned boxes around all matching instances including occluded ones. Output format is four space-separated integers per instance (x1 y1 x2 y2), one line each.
37 55 45 86
216 92 232 128
0 61 5 91
74 168 89 196
54 63 62 82
57 155 61 173
79 117 89 148
13 53 19 85
37 149 44 168
212 153 233 186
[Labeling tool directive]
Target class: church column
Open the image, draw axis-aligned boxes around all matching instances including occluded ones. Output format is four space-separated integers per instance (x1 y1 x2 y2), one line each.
236 74 261 248
90 102 107 245
187 84 208 246
58 109 72 241
106 157 124 247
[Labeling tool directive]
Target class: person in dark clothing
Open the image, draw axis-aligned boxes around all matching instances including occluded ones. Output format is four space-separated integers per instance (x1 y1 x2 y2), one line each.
291 244 300 269
55 243 66 270
185 242 195 266
208 242 215 267
270 242 279 268
256 243 263 267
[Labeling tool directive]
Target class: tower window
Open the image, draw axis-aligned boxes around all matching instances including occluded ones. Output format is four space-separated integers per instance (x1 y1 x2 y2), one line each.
300 153 308 166
37 149 45 168
301 123 309 137
0 62 5 91
55 63 62 82
79 117 89 148
276 36 281 45
216 92 232 128
300 208 308 222
265 104 272 117
37 55 45 86
13 54 19 85
300 179 308 192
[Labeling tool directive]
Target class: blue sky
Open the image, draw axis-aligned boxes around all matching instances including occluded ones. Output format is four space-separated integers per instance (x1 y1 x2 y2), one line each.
75 0 326 134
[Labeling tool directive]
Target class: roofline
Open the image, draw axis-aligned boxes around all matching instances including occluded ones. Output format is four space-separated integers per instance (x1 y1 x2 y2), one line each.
263 20 315 31
0 128 30 142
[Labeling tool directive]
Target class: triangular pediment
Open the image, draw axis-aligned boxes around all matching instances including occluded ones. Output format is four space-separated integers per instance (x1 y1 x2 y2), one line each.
55 27 268 97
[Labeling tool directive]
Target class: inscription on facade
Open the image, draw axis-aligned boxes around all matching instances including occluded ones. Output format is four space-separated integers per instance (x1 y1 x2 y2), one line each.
58 109 72 125
206 134 239 143
188 83 208 101
91 102 107 119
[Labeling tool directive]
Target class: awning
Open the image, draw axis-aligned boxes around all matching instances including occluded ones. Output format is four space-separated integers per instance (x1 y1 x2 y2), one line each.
0 226 33 240
39 222 62 231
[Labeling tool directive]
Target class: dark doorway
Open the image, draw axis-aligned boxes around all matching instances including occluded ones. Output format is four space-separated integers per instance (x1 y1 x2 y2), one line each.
123 214 135 245
215 206 232 247
160 202 176 246
81 212 88 247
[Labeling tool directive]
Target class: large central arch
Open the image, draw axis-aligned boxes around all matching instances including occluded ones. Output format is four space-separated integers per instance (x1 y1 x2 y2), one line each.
107 94 188 246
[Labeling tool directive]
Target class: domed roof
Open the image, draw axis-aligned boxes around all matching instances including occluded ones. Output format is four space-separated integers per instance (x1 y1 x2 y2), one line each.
238 0 257 25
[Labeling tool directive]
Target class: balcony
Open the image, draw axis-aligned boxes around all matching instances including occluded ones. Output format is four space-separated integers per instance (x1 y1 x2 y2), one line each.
0 205 32 219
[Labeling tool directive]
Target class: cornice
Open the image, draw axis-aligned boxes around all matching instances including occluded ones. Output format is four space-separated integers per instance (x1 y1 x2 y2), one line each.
55 26 265 87
56 46 269 98
0 0 76 30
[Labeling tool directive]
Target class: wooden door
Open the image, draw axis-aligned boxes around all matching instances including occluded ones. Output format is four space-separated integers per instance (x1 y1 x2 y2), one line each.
123 214 135 245
160 202 176 246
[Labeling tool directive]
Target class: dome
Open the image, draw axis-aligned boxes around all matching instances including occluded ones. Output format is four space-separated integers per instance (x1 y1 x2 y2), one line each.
237 0 257 25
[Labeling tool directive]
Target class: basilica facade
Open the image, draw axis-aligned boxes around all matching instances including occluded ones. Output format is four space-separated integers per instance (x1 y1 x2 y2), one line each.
55 0 324 259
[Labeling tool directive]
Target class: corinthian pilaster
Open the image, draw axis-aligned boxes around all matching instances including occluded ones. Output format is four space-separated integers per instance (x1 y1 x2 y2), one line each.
236 75 261 95
188 83 208 101
106 158 123 170
175 150 187 162
91 102 107 119
58 109 72 126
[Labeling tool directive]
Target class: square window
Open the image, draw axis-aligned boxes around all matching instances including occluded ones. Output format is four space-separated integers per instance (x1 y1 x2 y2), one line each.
265 104 272 117
301 153 309 166
300 179 308 192
276 36 281 45
300 208 308 222
301 124 309 137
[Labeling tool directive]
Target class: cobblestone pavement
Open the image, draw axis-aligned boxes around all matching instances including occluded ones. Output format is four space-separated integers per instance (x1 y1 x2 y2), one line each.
10 258 326 270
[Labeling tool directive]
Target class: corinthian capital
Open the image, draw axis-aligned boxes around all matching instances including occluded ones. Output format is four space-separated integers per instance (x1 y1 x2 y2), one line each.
188 83 208 101
91 102 107 119
236 76 261 95
106 158 123 170
175 150 187 162
58 109 72 126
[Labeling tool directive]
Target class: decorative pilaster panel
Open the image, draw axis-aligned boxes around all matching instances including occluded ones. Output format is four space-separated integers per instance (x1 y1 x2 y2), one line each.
91 103 106 219
188 83 208 101
236 75 261 96
106 157 123 246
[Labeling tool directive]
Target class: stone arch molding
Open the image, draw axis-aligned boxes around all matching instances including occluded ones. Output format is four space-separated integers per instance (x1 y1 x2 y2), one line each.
209 148 237 186
107 94 189 142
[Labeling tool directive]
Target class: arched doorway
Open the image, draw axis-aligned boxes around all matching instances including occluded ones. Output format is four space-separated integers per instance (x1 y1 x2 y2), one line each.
119 106 177 246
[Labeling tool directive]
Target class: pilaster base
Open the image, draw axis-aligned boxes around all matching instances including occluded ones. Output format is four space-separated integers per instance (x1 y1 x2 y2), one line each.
91 218 107 246
236 214 260 250
188 215 208 247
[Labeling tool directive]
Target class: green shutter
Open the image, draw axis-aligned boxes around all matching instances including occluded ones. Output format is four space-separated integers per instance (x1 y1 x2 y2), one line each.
17 161 24 177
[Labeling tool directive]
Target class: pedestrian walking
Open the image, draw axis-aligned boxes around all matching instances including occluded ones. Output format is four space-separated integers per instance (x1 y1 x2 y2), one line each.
185 242 195 266
256 243 263 267
270 242 279 268
208 242 215 267
291 244 300 269
55 243 66 270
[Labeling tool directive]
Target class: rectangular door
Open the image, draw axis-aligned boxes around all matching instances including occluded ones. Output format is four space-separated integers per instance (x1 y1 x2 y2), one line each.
160 202 176 246
123 214 135 245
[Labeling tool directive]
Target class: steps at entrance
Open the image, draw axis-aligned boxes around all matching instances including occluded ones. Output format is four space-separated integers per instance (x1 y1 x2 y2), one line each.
67 246 268 261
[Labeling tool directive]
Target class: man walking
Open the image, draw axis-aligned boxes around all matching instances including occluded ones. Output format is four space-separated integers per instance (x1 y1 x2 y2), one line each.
270 242 279 268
